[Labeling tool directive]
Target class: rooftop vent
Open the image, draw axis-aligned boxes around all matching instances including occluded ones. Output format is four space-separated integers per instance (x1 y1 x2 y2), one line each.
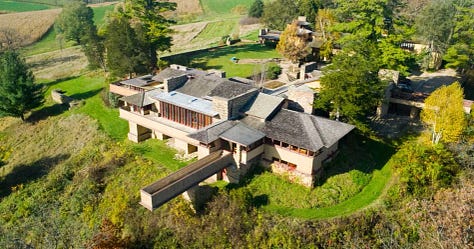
188 98 197 103
170 92 177 96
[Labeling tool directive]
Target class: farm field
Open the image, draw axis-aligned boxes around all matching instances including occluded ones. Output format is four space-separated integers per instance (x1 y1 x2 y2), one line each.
200 0 253 15
0 0 52 12
21 4 115 56
0 8 61 47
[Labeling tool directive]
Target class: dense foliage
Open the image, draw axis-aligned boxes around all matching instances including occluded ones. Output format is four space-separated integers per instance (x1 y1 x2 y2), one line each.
248 0 264 18
276 21 311 62
421 82 467 144
0 50 43 121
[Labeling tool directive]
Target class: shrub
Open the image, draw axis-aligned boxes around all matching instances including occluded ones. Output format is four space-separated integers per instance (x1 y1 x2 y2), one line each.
391 141 459 197
265 63 281 80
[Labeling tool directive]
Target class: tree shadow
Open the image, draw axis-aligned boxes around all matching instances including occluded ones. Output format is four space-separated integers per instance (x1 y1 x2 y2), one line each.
41 75 81 88
0 154 70 198
27 103 69 123
315 133 395 186
69 88 102 100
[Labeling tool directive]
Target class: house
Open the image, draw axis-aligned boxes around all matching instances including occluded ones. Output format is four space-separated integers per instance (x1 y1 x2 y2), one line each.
116 64 354 190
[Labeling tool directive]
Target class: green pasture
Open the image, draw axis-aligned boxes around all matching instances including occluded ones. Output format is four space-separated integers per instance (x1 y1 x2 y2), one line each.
200 0 253 15
0 0 52 12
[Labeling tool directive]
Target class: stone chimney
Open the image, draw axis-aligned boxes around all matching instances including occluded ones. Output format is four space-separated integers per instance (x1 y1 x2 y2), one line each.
163 74 188 92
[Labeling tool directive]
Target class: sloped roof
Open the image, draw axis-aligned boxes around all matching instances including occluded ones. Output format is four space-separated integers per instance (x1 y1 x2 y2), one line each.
121 75 155 87
262 109 354 151
209 80 256 99
244 93 284 120
175 75 223 98
152 68 186 83
219 123 265 146
187 121 237 144
120 89 161 107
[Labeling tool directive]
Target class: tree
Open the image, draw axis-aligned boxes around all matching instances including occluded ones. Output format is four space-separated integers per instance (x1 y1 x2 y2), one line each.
444 2 474 73
0 51 43 121
276 21 311 63
56 0 105 70
122 0 176 69
421 82 467 144
262 0 299 30
315 39 385 129
104 15 149 77
314 8 339 60
415 0 457 69
297 0 321 25
55 0 95 44
248 0 264 18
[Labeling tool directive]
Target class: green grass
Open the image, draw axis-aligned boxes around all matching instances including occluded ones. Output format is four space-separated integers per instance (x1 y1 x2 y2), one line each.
242 135 396 219
22 4 114 56
128 139 189 171
166 43 281 78
0 0 52 12
193 19 239 42
38 74 128 140
200 0 253 15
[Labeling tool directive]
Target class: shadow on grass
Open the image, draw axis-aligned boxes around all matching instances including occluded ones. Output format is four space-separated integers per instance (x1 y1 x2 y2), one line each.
27 103 69 123
0 154 70 198
41 75 82 88
69 88 102 100
316 132 396 186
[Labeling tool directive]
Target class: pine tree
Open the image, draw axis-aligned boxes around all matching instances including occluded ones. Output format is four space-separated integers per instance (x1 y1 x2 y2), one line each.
0 51 43 121
248 0 264 18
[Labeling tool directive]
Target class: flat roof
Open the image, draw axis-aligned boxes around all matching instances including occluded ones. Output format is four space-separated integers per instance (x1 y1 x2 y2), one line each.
151 91 218 117
219 123 265 147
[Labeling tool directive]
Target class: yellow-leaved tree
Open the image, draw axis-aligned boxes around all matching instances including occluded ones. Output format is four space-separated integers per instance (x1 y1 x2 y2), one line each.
421 82 467 144
276 21 310 63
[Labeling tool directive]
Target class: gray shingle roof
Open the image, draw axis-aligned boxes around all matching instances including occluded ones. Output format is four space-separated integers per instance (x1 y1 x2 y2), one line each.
175 76 223 98
209 79 256 99
187 121 237 144
121 75 155 87
262 109 354 151
219 123 265 146
152 68 187 83
120 89 161 107
244 93 284 120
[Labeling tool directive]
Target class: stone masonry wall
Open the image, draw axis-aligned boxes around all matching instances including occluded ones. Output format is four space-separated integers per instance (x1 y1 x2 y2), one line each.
164 74 188 92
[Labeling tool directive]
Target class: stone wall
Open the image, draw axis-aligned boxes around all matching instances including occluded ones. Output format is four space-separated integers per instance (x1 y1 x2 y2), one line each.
228 90 259 118
287 86 315 114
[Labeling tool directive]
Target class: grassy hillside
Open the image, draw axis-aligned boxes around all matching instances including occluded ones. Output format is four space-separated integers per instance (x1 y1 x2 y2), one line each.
200 0 253 15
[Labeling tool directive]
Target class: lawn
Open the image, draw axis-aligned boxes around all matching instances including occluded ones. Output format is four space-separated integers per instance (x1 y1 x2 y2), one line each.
191 19 239 45
242 135 396 219
166 43 281 78
200 0 253 15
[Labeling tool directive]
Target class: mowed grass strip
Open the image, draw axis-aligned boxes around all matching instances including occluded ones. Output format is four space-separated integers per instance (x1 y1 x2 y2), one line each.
0 0 52 12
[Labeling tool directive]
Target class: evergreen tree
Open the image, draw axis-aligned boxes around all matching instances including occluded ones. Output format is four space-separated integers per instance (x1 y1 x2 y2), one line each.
122 0 176 69
248 0 264 18
104 15 149 77
262 0 299 30
0 51 43 121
